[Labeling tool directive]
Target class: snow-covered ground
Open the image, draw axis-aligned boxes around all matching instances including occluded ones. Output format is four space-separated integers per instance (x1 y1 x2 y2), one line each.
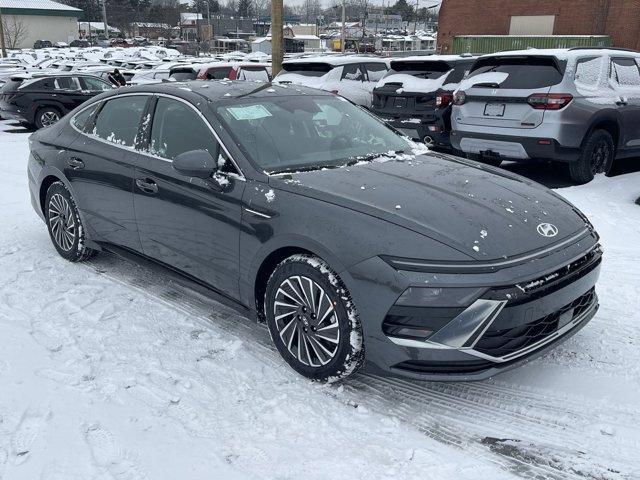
0 119 638 480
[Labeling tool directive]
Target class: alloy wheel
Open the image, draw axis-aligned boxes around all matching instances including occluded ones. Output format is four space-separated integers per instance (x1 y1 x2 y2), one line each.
273 275 340 367
40 111 60 127
48 193 76 251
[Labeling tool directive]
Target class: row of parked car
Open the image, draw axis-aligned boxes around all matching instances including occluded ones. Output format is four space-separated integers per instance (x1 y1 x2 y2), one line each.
269 48 640 184
2 46 639 183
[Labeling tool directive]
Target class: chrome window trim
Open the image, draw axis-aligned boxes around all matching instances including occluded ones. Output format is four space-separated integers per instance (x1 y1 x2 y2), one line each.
70 91 246 182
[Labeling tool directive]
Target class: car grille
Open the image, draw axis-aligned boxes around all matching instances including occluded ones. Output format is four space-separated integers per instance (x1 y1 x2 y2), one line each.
474 288 596 358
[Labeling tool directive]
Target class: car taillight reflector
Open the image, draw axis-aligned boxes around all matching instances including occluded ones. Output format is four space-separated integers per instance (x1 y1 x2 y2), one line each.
452 90 466 106
527 93 573 110
436 92 453 107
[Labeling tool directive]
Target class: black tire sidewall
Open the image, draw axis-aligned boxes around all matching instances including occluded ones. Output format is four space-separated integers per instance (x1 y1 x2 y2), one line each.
265 257 363 381
571 130 614 183
44 182 88 262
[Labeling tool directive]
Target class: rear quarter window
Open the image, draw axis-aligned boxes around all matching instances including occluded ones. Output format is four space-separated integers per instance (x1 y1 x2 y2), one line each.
467 56 564 89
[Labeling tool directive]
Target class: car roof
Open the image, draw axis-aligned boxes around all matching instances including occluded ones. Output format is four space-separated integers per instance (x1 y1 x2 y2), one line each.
480 48 640 61
95 80 329 104
282 55 388 66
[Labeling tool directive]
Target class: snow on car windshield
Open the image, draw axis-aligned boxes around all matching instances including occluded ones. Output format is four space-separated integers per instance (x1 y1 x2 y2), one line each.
215 95 411 173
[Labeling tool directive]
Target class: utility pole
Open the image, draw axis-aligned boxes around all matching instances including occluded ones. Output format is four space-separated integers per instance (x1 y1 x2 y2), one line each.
271 0 283 75
340 0 345 53
101 0 108 40
0 5 7 57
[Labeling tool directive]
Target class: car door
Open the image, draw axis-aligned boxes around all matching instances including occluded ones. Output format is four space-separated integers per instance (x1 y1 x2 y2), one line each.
78 75 114 96
65 94 150 251
132 95 246 298
609 56 640 151
335 63 370 106
53 76 92 112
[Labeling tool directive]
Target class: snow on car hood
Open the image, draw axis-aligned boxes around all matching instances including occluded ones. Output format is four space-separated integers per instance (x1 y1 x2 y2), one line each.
375 72 450 93
271 154 590 261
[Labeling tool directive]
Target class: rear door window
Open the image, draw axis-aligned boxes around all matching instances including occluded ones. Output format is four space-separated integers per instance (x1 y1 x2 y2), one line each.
238 67 269 81
363 62 388 82
467 56 564 89
575 57 603 87
80 76 112 92
341 64 364 81
610 57 640 87
54 76 80 91
93 95 148 147
206 67 233 79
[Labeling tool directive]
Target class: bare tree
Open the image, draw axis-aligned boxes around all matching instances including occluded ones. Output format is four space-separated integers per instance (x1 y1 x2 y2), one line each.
2 16 28 49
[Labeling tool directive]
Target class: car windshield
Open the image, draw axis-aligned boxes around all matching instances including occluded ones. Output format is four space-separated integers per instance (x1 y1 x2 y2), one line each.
215 95 410 173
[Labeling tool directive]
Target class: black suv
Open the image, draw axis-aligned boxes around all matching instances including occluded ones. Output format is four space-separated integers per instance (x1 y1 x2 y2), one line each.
33 40 53 49
372 55 475 148
0 73 113 129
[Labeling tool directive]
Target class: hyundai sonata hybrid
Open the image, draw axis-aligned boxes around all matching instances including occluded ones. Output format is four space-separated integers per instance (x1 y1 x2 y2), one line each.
27 81 602 381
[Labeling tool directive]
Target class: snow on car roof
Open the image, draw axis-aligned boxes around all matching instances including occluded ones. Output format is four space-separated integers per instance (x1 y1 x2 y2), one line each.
282 55 387 66
481 48 640 60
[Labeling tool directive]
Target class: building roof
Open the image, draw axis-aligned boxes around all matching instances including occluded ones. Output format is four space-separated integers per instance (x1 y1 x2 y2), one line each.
0 0 80 11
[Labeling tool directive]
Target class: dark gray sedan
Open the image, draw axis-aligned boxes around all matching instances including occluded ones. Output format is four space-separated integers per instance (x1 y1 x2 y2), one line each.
27 81 601 381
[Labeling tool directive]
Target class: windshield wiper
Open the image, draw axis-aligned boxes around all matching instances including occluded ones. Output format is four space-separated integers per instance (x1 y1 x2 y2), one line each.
268 150 406 175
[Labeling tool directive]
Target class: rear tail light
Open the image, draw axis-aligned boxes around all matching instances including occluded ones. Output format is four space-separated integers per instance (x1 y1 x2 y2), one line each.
436 91 453 108
452 90 466 106
330 89 339 94
228 68 238 80
527 93 573 110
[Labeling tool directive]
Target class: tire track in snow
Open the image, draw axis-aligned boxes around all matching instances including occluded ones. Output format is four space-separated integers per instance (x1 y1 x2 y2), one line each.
81 253 638 480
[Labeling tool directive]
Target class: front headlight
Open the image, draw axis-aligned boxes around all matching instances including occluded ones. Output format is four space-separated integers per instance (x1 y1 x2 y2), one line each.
395 286 486 308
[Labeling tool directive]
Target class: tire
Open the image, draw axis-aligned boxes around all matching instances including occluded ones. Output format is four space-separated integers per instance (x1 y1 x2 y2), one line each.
35 106 61 129
264 254 364 382
569 129 614 184
467 152 502 168
44 181 96 262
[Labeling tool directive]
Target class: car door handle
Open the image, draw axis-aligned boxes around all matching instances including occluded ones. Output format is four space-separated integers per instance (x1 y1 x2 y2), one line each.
67 157 84 169
135 178 158 194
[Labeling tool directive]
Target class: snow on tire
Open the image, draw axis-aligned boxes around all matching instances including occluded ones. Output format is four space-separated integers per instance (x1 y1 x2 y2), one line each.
264 254 364 382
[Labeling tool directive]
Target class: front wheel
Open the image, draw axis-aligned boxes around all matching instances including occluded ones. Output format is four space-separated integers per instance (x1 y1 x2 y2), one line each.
265 254 364 382
569 129 614 184
45 181 96 262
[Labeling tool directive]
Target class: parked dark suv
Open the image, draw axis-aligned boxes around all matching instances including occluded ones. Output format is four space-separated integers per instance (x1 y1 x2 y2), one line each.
0 73 113 129
372 55 475 148
33 40 53 49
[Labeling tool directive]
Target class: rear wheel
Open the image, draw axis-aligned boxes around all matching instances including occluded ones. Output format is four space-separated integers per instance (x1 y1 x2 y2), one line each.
35 106 61 129
569 129 614 184
44 182 96 262
264 254 364 382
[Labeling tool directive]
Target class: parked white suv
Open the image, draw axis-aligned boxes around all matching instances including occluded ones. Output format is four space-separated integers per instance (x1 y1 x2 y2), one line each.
451 48 640 183
272 56 389 108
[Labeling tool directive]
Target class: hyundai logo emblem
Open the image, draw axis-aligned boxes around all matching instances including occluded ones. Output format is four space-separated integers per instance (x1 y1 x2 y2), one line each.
537 223 559 238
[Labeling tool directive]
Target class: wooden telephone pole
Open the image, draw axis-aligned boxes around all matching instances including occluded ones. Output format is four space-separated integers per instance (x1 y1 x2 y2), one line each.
271 0 283 75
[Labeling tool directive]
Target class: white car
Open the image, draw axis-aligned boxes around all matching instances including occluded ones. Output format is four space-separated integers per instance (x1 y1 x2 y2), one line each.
273 56 389 108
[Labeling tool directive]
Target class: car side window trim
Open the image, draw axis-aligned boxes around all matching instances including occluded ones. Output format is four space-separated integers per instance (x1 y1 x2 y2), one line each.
70 92 245 181
138 93 245 181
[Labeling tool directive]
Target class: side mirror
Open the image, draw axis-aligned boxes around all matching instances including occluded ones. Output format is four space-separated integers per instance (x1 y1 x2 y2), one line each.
172 149 218 178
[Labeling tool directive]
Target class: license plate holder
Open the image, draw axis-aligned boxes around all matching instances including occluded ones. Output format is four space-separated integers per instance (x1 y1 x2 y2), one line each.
394 97 407 108
484 103 505 117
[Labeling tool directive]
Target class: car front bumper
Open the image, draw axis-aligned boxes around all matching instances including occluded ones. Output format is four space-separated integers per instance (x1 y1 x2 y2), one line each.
345 233 601 381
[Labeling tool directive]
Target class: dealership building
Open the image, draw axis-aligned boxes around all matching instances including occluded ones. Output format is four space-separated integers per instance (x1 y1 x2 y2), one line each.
437 0 640 53
0 0 82 48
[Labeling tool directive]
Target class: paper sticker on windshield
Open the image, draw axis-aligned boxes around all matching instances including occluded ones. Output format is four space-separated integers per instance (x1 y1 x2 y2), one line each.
227 105 272 120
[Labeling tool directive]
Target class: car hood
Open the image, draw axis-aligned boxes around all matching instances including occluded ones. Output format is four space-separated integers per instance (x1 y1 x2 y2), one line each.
269 154 589 261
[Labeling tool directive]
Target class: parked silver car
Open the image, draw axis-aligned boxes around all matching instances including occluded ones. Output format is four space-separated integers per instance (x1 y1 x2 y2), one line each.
451 48 640 183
